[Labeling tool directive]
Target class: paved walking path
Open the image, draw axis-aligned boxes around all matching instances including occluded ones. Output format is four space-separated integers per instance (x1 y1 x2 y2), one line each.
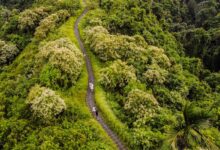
74 6 127 150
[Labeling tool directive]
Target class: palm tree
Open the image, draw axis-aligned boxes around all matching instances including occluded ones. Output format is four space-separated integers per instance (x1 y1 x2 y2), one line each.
165 102 219 150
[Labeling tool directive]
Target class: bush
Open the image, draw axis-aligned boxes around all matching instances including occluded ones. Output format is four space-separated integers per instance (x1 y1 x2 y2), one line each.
0 6 11 27
124 89 158 127
142 64 168 85
131 128 165 150
57 0 81 15
26 85 66 122
205 72 220 90
0 93 6 119
0 40 19 65
146 46 171 68
99 60 136 91
38 38 83 89
39 64 62 89
18 7 50 31
85 26 172 77
85 26 148 62
0 13 19 36
34 10 70 39
180 57 203 76
6 34 30 49
153 86 185 110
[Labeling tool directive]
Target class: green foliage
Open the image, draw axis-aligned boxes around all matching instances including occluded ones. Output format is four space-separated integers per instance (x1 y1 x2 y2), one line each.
1 0 220 149
195 0 219 27
176 28 210 56
205 72 220 91
0 8 32 50
173 7 220 71
34 10 70 39
186 78 211 101
99 60 136 90
99 0 183 59
166 102 218 150
26 85 66 123
99 0 220 72
56 0 81 15
153 86 185 110
124 89 158 127
5 34 30 50
132 128 165 150
0 2 116 149
146 46 171 69
180 57 203 76
0 13 19 38
0 0 34 9
38 38 83 89
143 64 168 86
0 6 11 27
18 7 50 32
0 119 30 150
39 64 62 89
85 25 172 78
0 40 19 65
82 2 220 149
85 26 148 62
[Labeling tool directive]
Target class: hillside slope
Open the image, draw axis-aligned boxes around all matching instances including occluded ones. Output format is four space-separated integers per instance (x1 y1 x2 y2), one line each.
79 0 220 149
0 0 116 149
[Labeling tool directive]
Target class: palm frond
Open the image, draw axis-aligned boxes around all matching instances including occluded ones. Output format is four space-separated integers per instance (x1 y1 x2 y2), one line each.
165 129 184 150
194 128 220 150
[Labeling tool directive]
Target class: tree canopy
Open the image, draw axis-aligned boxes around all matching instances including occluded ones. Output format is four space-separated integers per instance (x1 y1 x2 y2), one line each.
38 38 84 89
26 85 66 123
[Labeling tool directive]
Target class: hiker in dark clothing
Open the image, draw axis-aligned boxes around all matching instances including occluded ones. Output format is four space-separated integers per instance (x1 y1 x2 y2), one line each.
92 106 98 117
95 109 98 117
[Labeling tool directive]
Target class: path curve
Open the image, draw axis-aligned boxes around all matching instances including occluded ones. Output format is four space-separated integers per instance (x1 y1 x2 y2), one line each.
74 6 127 150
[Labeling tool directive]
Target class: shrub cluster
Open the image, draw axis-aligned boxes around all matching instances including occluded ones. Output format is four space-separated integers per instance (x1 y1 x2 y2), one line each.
99 60 136 91
34 10 70 39
0 40 19 65
26 85 66 122
124 89 159 127
86 26 172 86
18 7 50 31
56 0 81 15
38 38 83 89
85 26 148 62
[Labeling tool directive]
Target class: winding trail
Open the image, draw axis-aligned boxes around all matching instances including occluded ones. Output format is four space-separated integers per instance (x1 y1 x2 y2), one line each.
74 6 127 150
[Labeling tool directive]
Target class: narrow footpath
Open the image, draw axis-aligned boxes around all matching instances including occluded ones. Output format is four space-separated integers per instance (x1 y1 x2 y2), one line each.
74 7 127 150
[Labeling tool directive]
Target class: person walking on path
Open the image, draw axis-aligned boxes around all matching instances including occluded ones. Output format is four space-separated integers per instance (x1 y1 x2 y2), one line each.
92 106 98 117
95 108 98 117
89 82 94 92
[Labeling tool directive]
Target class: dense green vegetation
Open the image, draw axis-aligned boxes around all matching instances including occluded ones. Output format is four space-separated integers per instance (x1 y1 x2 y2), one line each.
98 0 220 72
0 0 220 149
0 0 116 149
79 0 220 149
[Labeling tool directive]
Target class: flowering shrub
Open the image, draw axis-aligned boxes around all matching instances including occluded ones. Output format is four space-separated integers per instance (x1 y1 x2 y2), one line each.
26 85 66 122
85 26 148 62
0 40 19 65
38 38 83 88
124 89 158 127
99 60 136 90
143 64 168 85
18 7 49 31
35 10 70 39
